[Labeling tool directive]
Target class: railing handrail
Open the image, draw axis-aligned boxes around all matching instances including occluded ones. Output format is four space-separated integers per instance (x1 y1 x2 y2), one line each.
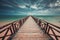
0 16 29 40
0 16 28 29
0 21 16 29
42 20 60 29
32 16 60 40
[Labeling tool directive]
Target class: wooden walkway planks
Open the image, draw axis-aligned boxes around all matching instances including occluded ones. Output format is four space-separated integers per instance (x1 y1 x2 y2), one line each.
12 16 51 40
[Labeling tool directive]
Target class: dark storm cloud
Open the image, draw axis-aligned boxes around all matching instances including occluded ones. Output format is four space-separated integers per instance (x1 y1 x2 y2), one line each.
41 0 57 4
30 0 38 4
0 0 21 9
0 0 60 15
36 0 58 8
0 0 59 10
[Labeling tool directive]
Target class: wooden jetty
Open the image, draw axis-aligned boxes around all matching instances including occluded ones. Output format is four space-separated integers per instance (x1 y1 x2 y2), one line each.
0 16 60 40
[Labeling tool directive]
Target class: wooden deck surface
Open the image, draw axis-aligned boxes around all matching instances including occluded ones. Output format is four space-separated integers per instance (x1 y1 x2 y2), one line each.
12 16 51 40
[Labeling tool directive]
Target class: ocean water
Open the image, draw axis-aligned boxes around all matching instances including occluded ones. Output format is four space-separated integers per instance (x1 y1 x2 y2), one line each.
0 15 60 24
0 15 28 26
34 15 60 23
0 15 27 21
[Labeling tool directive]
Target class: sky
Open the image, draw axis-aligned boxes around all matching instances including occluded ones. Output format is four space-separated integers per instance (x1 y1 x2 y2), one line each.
0 0 60 15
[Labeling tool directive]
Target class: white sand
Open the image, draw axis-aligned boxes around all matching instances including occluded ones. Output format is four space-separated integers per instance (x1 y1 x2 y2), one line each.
0 21 14 27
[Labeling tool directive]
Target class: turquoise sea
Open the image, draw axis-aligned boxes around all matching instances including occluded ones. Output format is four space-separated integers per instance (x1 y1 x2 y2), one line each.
0 15 27 21
0 15 60 23
34 15 60 23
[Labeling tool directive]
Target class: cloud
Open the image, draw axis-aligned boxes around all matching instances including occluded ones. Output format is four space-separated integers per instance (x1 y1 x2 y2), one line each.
30 5 38 9
0 0 60 15
48 2 60 8
27 12 33 15
18 5 27 8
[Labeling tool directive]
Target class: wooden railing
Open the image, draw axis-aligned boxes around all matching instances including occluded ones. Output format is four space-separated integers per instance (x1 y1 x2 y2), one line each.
0 16 29 40
32 16 60 40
